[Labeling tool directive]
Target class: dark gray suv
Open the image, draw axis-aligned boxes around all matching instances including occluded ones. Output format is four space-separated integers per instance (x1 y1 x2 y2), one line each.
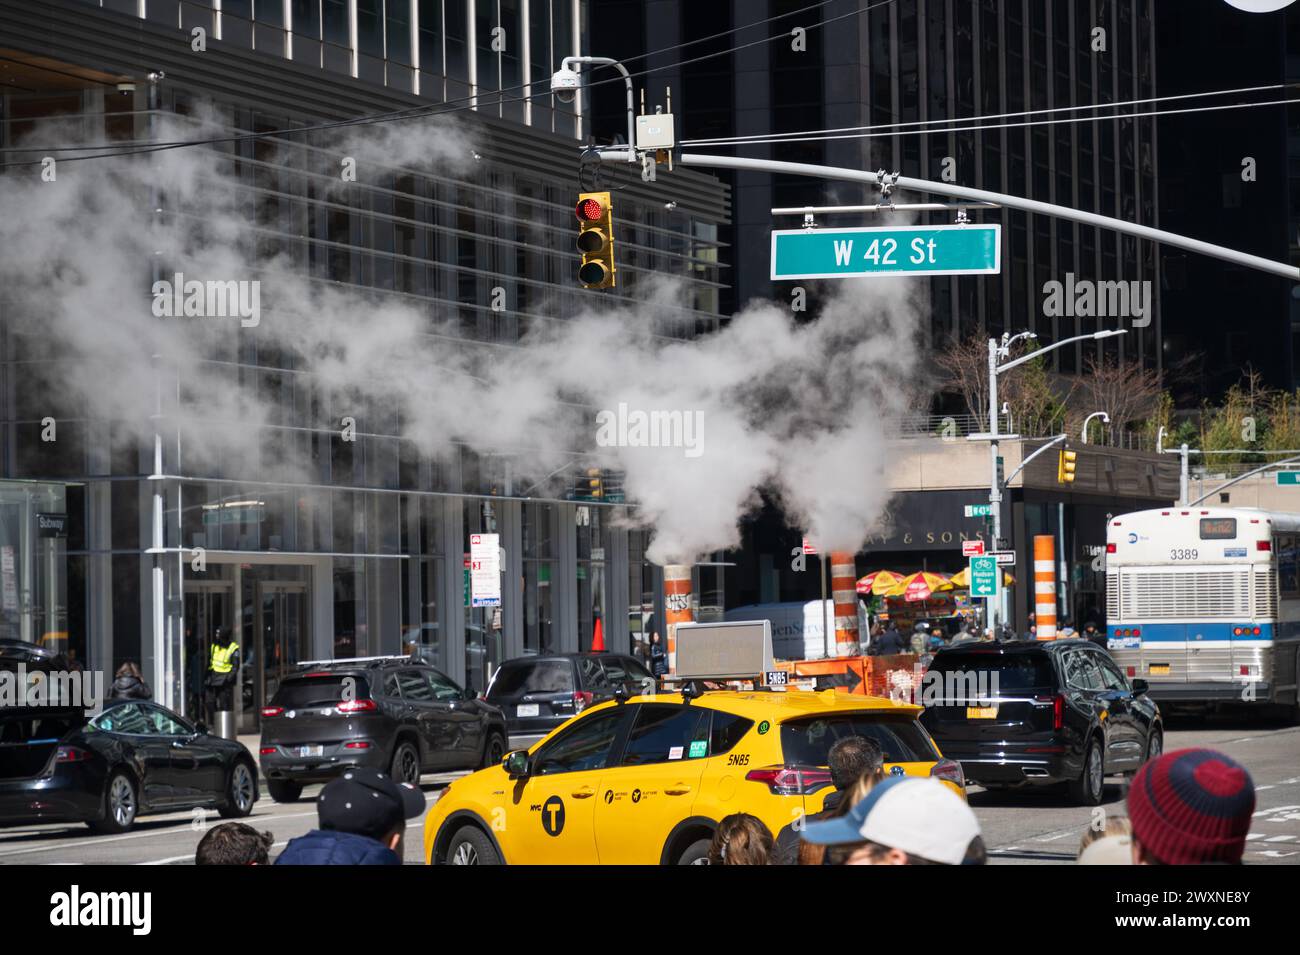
259 657 507 802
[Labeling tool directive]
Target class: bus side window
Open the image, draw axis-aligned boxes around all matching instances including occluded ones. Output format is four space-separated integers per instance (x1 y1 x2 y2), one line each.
1281 535 1298 596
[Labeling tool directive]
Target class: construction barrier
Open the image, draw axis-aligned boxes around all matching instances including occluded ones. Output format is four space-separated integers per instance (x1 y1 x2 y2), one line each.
774 654 922 700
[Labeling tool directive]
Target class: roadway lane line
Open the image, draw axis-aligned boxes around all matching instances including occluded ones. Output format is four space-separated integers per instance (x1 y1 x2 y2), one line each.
0 810 320 859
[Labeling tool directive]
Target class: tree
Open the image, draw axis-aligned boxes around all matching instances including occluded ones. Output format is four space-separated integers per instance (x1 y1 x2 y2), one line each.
933 334 991 426
1072 356 1163 445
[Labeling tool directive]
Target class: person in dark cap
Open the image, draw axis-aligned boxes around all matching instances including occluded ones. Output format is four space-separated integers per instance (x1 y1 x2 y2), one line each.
1126 748 1255 865
275 768 426 865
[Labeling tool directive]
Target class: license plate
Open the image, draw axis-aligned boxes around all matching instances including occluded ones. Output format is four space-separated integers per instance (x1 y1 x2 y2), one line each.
297 745 323 758
966 706 998 719
516 704 539 718
1148 664 1171 676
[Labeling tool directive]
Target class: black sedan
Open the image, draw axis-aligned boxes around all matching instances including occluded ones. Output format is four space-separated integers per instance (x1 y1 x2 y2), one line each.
0 699 258 833
919 638 1162 805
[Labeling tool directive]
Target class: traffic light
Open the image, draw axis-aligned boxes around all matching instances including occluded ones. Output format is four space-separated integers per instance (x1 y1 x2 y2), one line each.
575 191 616 289
1057 449 1077 484
586 468 603 499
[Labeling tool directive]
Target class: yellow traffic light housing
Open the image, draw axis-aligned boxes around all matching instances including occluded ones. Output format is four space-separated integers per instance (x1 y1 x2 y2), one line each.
575 191 616 289
1057 449 1077 484
586 468 603 499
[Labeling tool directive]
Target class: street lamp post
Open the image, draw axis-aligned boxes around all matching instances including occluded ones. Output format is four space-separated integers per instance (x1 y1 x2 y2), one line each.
977 328 1127 636
1081 411 1111 445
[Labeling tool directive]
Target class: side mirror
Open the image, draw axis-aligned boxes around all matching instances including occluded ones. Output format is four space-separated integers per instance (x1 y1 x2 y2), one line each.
463 686 477 702
1131 679 1149 696
503 750 530 779
194 721 209 735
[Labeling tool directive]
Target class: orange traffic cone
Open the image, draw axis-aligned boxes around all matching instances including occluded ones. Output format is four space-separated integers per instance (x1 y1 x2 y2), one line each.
591 617 605 652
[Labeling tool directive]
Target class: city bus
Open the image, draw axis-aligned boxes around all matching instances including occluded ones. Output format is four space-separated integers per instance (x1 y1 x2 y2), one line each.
1104 506 1300 717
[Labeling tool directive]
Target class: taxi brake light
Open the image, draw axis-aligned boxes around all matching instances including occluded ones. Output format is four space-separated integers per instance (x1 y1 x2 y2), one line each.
745 766 833 796
929 759 965 788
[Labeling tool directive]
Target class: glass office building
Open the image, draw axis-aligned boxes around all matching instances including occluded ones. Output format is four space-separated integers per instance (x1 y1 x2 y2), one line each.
0 0 729 726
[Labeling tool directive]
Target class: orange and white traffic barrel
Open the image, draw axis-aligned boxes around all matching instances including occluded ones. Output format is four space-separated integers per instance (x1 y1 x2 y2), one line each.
831 552 860 656
1033 535 1057 639
663 564 693 674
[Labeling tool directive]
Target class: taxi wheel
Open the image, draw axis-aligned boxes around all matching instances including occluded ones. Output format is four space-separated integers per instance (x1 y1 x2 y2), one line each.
447 825 501 866
267 779 303 803
676 838 712 865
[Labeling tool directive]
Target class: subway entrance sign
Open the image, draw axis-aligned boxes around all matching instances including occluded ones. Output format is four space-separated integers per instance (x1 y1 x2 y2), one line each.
770 224 1001 280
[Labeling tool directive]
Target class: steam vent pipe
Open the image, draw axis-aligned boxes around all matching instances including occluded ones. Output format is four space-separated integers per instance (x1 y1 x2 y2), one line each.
831 552 860 656
663 564 693 674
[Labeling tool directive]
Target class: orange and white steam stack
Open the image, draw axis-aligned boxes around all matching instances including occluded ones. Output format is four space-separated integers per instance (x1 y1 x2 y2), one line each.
831 552 860 655
1033 535 1058 639
663 564 693 674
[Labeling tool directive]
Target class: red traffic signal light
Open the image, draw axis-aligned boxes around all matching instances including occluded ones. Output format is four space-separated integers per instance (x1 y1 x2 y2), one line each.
576 197 604 222
575 191 615 289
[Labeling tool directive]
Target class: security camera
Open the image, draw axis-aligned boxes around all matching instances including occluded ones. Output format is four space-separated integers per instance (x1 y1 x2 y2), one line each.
551 66 579 104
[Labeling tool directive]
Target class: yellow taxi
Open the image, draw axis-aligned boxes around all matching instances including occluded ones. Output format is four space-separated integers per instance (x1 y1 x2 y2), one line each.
423 687 964 865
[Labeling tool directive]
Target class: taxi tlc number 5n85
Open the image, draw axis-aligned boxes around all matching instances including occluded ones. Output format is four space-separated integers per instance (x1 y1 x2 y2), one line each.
423 687 964 865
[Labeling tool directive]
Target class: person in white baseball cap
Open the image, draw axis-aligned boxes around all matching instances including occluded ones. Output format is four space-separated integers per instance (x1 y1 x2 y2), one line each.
801 776 985 865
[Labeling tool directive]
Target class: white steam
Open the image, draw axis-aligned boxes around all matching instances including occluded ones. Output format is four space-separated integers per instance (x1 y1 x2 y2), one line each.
0 109 925 564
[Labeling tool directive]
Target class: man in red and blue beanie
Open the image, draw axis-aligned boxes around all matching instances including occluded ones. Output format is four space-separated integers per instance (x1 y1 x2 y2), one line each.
1127 748 1255 865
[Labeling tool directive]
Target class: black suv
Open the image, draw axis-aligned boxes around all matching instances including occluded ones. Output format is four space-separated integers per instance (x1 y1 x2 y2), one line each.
919 639 1162 805
259 657 507 802
485 653 655 743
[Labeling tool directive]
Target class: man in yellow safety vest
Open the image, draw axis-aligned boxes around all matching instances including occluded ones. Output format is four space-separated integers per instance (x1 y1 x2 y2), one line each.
205 628 241 724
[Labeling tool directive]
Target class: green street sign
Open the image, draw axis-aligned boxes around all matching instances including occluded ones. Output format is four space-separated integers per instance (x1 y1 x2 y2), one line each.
969 555 999 599
964 504 994 518
770 224 1001 280
1276 472 1300 485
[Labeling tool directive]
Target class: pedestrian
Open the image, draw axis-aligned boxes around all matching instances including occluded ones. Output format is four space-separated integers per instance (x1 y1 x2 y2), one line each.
1022 613 1037 641
772 736 884 865
110 661 152 701
648 631 668 677
1059 619 1077 637
873 621 907 656
1077 816 1133 865
1082 621 1107 649
707 813 773 865
275 768 426 865
1126 748 1255 865
909 622 929 655
64 647 84 673
802 776 986 866
204 627 240 724
195 822 275 865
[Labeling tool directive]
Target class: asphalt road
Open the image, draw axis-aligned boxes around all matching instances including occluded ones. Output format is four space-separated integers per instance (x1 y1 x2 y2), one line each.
2 717 1296 865
977 714 1300 865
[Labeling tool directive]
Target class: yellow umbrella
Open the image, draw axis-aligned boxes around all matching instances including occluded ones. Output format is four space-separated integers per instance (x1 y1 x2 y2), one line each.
949 567 1016 588
889 571 953 602
856 570 906 596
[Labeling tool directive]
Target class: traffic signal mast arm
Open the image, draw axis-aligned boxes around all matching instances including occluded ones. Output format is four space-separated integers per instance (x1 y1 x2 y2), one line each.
678 154 1300 281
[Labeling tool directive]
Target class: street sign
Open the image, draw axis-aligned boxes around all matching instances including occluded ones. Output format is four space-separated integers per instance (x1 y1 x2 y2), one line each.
469 533 501 607
1276 472 1300 485
961 540 986 557
991 550 1016 566
770 224 1001 280
969 555 1000 598
964 504 994 518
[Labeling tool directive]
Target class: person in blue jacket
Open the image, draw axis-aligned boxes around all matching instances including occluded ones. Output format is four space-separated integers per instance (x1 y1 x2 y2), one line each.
275 767 425 865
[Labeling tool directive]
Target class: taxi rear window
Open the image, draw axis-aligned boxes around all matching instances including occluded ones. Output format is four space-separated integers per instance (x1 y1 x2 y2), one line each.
780 713 939 765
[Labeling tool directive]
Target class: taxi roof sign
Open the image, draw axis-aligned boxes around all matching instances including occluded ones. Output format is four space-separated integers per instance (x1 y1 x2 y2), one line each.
672 620 773 680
